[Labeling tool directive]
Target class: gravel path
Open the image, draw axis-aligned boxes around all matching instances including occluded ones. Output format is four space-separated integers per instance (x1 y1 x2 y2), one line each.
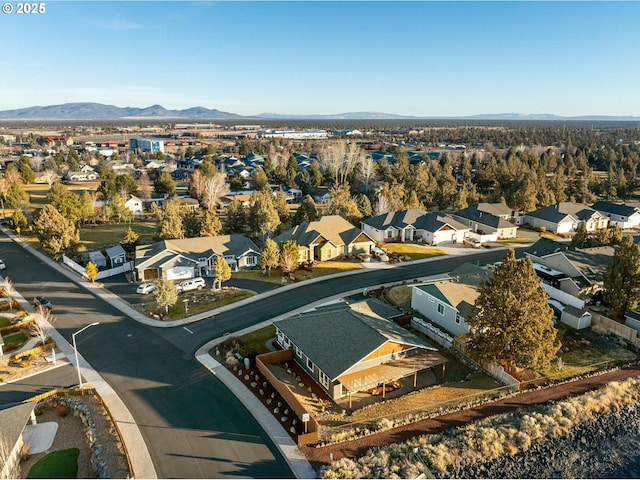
301 364 640 470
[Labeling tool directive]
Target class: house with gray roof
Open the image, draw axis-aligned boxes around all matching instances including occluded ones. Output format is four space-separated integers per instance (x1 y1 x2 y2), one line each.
274 299 445 400
411 264 490 336
452 204 518 242
0 403 37 479
134 234 260 282
592 200 640 229
524 202 608 234
524 238 613 297
274 215 375 262
361 209 469 245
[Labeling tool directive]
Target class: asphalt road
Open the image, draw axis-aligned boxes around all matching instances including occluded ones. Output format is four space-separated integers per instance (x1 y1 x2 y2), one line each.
0 233 510 478
0 363 77 406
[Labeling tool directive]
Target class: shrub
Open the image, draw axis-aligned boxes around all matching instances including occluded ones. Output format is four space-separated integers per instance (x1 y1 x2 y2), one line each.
55 403 69 417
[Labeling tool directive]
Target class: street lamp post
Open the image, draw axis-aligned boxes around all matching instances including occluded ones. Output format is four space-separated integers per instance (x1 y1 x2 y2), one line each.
72 322 99 388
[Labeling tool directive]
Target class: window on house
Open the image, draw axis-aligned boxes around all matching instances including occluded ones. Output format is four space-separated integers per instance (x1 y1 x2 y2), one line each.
437 303 445 315
455 314 462 325
246 256 257 265
307 358 314 372
318 370 330 389
386 230 394 239
296 346 302 358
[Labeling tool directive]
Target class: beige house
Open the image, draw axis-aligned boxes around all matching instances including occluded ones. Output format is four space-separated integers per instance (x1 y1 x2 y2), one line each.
273 215 375 262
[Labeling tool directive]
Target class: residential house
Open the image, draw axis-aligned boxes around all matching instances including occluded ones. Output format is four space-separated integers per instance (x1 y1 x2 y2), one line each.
475 202 522 224
0 403 37 479
64 171 99 182
273 215 375 262
134 234 260 282
524 238 614 297
125 195 144 216
312 187 331 203
592 200 640 229
274 299 446 401
361 209 469 245
411 264 490 336
452 204 518 242
524 202 608 234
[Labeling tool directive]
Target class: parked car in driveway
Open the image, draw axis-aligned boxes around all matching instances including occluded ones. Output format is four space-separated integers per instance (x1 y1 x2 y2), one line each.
176 277 206 293
0 259 5 270
136 282 156 294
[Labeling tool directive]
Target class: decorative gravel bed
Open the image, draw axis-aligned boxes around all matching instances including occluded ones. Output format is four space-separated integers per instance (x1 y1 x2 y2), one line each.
18 395 130 479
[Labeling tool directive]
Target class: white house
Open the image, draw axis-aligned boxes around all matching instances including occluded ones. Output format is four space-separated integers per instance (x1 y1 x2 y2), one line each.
592 201 640 229
361 209 469 245
524 202 608 234
125 195 144 216
411 265 490 336
452 204 518 242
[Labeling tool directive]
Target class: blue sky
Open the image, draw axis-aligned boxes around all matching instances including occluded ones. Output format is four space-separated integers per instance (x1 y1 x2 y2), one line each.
1 1 639 116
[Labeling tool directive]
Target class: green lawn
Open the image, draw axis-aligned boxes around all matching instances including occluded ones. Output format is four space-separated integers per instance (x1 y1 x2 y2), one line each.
540 231 565 241
79 222 157 248
27 448 79 478
0 317 11 328
380 243 447 260
3 332 28 346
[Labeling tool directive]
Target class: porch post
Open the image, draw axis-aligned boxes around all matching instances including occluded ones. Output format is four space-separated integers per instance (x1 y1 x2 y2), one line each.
349 392 352 410
413 372 417 389
441 363 446 380
382 382 386 399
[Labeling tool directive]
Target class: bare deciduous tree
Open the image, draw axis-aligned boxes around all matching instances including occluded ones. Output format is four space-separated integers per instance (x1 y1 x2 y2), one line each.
321 141 364 185
30 309 56 346
203 173 229 210
189 168 207 202
42 169 59 187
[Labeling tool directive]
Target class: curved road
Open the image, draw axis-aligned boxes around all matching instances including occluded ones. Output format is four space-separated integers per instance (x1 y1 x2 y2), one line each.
0 233 508 478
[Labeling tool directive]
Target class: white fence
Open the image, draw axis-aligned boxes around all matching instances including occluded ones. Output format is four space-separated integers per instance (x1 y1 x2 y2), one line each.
486 362 520 390
411 317 453 348
62 255 132 280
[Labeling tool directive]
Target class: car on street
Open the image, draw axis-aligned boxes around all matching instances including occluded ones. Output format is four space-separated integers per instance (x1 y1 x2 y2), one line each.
136 282 156 294
0 259 5 270
176 277 206 293
33 296 52 312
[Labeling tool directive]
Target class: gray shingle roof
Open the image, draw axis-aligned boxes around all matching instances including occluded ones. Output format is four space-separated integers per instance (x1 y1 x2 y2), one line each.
592 200 639 218
527 202 600 223
453 205 513 229
135 235 260 270
275 300 433 380
361 209 426 230
524 238 572 257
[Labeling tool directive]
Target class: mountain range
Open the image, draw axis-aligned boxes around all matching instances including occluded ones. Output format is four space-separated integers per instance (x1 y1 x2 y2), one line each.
0 103 638 122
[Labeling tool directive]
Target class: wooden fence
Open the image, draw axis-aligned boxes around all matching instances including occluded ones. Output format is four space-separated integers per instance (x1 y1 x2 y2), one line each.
591 312 640 349
25 386 97 403
14 341 57 360
256 350 319 446
453 337 520 390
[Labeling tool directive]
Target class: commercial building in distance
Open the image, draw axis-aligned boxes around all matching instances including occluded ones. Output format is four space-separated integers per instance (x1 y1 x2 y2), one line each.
130 138 164 153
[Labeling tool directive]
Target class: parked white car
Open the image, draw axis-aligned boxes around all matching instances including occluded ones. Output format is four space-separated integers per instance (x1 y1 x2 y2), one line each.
0 259 5 270
136 282 156 294
176 277 206 293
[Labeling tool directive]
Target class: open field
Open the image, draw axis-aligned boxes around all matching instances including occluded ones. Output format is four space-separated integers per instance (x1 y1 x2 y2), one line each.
78 222 156 248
